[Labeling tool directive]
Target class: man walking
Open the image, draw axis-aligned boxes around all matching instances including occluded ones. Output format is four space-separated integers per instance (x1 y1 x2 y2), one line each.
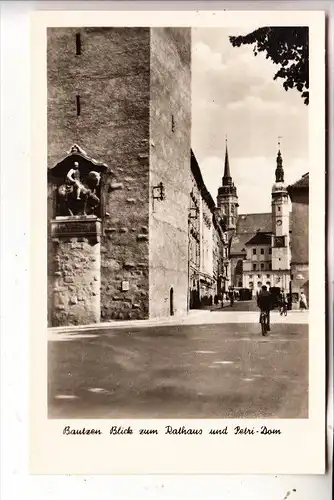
229 288 235 307
257 285 272 333
279 289 288 316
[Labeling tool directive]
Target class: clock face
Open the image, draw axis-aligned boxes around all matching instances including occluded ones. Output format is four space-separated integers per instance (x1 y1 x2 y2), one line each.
276 219 282 226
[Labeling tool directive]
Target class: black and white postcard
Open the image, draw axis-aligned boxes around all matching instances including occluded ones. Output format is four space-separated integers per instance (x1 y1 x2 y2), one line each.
30 10 326 474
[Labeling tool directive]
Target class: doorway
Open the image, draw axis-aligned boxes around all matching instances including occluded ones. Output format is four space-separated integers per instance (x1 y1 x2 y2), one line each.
170 287 174 316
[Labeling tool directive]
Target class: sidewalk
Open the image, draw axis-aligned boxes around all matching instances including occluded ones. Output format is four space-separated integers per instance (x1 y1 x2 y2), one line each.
49 308 309 335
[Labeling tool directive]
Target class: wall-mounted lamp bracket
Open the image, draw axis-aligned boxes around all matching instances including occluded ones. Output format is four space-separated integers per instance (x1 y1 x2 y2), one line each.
152 182 166 201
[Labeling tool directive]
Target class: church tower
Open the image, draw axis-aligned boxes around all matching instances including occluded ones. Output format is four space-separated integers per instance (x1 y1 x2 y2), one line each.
271 144 290 280
217 140 239 230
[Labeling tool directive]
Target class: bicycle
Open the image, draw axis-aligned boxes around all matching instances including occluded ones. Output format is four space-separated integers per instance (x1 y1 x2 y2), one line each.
260 311 269 336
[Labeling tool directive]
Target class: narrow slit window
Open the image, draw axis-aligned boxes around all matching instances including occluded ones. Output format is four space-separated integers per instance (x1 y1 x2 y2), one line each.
76 95 81 116
171 114 175 133
76 33 81 55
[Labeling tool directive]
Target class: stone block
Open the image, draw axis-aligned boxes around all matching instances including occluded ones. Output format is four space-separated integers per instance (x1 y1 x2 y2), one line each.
123 261 136 269
138 262 148 268
137 234 148 242
64 277 74 283
101 259 120 271
119 227 128 233
109 181 124 191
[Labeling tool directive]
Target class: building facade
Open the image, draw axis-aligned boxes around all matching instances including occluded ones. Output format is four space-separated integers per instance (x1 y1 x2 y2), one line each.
287 173 309 308
189 152 227 308
47 27 191 326
217 143 292 296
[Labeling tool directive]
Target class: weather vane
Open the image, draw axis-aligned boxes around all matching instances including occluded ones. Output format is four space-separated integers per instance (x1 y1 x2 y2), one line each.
278 135 283 149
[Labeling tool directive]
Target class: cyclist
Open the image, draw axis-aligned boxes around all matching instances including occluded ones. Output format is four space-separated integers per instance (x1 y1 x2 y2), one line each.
257 285 272 334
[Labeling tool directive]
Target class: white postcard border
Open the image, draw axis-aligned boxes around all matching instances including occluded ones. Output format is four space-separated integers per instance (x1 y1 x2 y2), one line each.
30 10 326 475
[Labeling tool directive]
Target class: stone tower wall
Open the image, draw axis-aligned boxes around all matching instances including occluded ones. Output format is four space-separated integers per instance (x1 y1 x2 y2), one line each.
149 28 191 318
47 27 151 323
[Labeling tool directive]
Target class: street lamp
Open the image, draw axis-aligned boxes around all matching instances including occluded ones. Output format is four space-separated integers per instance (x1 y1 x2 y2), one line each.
152 182 166 201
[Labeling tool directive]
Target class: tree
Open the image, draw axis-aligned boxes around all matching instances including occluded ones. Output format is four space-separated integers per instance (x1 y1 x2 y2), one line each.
229 27 309 105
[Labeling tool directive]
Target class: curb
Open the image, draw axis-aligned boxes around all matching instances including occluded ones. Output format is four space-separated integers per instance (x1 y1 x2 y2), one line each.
48 309 308 335
49 309 211 334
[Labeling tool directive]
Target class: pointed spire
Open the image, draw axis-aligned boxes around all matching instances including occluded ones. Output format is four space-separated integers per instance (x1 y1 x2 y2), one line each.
223 137 231 179
275 137 284 183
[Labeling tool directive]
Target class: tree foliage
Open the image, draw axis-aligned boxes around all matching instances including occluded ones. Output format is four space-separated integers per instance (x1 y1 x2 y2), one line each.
229 27 309 105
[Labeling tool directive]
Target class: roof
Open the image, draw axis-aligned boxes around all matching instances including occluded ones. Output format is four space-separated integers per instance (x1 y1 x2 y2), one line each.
237 213 272 233
288 173 309 191
230 212 292 255
230 233 251 255
190 150 216 212
245 232 272 246
237 212 292 233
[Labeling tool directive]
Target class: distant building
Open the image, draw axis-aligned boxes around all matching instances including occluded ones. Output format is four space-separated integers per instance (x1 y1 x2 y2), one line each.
216 142 292 296
189 152 228 308
287 173 309 308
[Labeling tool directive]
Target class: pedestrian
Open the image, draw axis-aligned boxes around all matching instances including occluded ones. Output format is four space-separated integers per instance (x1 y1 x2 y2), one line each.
229 288 234 307
299 291 308 311
279 290 288 316
257 285 272 333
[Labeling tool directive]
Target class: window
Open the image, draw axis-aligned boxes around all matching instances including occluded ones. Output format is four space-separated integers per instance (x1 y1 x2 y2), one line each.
171 114 175 133
249 281 254 288
76 95 81 116
249 274 253 279
76 33 81 55
266 274 270 278
252 248 256 255
257 281 262 287
266 281 271 286
253 264 256 271
260 248 264 255
257 274 261 278
269 248 272 255
278 206 281 212
238 281 242 287
260 263 264 270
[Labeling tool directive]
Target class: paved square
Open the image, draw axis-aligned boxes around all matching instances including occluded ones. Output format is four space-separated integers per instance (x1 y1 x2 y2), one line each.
48 321 308 419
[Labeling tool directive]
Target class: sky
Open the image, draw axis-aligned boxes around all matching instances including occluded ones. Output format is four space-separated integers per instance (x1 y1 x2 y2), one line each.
191 27 309 214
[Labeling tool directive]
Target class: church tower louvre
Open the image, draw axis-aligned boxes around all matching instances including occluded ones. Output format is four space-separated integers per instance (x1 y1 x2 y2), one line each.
271 143 291 281
216 140 239 231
